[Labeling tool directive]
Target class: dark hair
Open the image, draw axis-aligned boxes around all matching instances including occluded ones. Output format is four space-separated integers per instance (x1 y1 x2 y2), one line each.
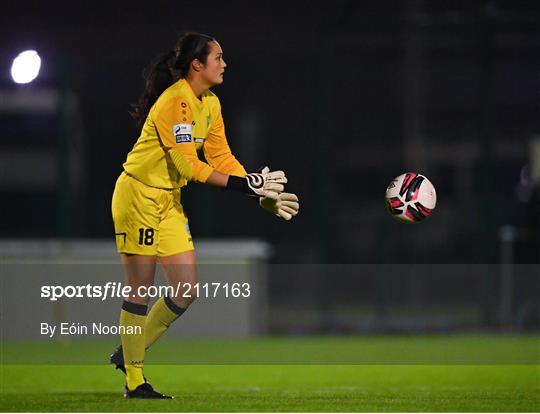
130 32 215 129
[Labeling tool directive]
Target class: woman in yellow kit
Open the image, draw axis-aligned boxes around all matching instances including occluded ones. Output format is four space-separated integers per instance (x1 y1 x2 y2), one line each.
110 32 299 399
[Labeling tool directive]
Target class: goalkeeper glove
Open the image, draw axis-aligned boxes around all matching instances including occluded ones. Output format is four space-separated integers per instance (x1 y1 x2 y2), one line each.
227 166 286 199
260 192 299 221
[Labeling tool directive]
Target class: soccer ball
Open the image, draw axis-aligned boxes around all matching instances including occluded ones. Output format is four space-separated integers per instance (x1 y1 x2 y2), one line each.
385 172 437 223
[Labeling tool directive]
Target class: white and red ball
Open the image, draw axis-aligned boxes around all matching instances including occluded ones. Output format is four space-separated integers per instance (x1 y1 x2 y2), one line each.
385 172 437 223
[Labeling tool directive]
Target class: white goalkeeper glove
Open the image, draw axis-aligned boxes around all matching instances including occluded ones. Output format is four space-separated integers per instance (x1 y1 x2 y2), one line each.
227 166 287 200
260 192 299 221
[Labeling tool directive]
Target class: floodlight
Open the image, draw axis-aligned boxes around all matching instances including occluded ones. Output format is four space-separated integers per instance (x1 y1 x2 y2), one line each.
11 50 41 84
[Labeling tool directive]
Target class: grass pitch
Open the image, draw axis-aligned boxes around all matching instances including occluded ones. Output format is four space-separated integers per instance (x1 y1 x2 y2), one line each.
1 336 539 412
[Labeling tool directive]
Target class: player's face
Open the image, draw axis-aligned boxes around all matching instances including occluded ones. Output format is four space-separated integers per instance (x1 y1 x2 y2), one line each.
200 41 227 86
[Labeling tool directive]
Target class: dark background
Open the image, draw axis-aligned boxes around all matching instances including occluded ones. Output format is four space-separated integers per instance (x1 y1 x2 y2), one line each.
1 1 539 331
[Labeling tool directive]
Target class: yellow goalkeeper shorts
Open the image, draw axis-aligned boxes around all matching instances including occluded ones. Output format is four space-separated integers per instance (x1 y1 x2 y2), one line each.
111 172 194 256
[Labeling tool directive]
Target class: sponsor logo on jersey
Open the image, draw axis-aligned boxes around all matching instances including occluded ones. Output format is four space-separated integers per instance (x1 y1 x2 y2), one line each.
194 138 205 144
176 134 191 143
173 123 192 143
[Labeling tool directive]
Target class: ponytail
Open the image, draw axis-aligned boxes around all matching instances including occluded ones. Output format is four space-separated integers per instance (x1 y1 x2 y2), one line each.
129 32 215 130
129 50 175 129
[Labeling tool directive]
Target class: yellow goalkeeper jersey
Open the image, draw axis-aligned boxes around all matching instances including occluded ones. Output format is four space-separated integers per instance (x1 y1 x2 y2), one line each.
123 78 247 189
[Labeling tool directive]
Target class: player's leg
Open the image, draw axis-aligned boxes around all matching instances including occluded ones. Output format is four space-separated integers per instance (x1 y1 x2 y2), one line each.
111 172 171 398
119 254 172 399
119 253 156 391
144 196 197 348
143 250 197 348
111 252 197 366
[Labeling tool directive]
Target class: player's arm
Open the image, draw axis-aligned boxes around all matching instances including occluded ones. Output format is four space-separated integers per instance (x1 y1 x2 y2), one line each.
154 98 285 198
203 101 247 177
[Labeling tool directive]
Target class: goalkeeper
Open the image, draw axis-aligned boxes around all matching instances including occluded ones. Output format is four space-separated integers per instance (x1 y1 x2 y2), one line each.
110 32 299 399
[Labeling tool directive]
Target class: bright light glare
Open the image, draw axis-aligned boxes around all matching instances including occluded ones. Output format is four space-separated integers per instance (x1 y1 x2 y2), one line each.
11 50 42 84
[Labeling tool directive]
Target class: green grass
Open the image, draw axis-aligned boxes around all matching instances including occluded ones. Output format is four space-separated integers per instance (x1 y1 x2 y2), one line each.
1 336 539 412
3 334 539 364
1 365 538 412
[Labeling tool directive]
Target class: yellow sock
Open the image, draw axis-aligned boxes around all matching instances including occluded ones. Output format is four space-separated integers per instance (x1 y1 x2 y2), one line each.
120 301 147 390
145 296 186 349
